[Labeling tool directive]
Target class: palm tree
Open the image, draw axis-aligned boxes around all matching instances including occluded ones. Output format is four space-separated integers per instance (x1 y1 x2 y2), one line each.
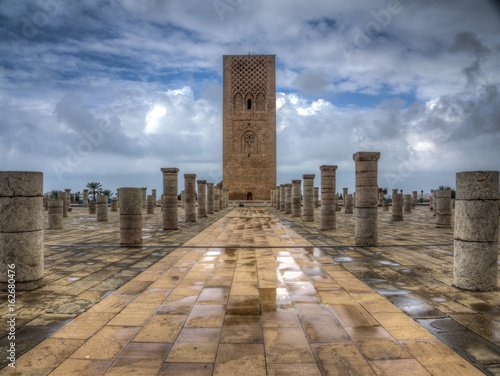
86 182 102 202
50 190 59 198
102 189 114 199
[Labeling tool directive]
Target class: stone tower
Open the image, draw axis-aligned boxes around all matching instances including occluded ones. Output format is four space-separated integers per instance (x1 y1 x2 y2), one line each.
222 54 277 200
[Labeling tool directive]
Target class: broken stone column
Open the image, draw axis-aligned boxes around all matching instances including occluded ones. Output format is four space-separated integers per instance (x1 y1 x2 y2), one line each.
60 191 68 217
412 191 417 208
342 188 348 209
65 189 71 212
207 183 214 214
83 189 89 208
280 185 286 211
111 198 118 212
152 189 157 207
320 165 337 231
302 175 315 222
314 187 319 208
116 188 120 208
181 190 185 209
284 184 292 214
184 174 196 222
378 191 384 207
96 195 108 222
119 187 142 246
432 190 436 216
197 180 207 218
275 186 281 210
0 171 44 290
435 189 452 228
391 189 403 221
43 196 48 210
454 171 499 291
382 200 389 211
214 186 220 212
161 168 179 230
403 194 412 213
292 180 301 217
345 194 353 214
353 152 380 246
48 198 63 230
219 186 224 210
146 195 155 214
89 201 96 214
141 187 147 209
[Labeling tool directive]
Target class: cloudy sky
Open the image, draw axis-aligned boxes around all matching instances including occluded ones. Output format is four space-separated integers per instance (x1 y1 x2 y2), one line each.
1 0 499 196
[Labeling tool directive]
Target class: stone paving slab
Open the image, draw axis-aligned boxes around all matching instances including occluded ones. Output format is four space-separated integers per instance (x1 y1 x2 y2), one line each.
0 207 491 375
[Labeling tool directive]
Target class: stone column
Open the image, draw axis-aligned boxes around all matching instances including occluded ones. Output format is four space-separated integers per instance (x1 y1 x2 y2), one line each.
65 189 71 212
147 195 155 214
96 195 108 222
197 180 207 218
302 175 315 222
279 185 285 211
214 186 220 212
0 171 44 290
382 200 389 211
152 189 157 207
292 180 301 217
275 186 281 210
342 188 348 209
345 194 353 214
119 187 142 246
284 184 292 214
435 189 452 228
454 171 499 291
207 183 215 214
111 199 118 212
225 188 229 208
184 174 196 222
403 194 412 213
219 187 224 210
378 191 384 207
432 190 436 215
116 188 120 208
89 202 96 214
60 191 68 217
48 198 63 230
83 189 89 208
314 187 319 208
391 189 403 221
412 191 418 208
320 165 337 231
271 189 275 207
161 168 179 230
353 152 380 246
141 187 147 209
181 190 185 209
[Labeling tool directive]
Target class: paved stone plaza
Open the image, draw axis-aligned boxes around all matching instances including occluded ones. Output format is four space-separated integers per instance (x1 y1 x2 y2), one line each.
1 205 499 375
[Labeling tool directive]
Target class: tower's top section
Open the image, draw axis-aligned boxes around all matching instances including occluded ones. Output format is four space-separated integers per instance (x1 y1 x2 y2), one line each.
223 55 275 102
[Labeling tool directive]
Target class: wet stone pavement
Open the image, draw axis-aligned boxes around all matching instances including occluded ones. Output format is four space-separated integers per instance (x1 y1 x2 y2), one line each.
271 205 500 375
0 206 498 375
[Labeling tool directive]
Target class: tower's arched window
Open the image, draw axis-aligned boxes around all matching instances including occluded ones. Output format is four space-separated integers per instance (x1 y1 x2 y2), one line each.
247 99 252 110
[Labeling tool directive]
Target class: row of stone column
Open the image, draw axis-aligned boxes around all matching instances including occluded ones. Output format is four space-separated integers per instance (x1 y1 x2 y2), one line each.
161 169 228 230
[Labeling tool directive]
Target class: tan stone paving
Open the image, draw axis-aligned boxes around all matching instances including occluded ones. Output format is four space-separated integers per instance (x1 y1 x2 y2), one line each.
1 207 491 375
